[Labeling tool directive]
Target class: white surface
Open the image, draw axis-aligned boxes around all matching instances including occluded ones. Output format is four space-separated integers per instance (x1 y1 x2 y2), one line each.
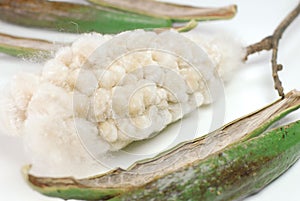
0 0 300 200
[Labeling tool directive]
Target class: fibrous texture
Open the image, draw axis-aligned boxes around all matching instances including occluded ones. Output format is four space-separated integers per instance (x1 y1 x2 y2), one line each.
0 30 243 177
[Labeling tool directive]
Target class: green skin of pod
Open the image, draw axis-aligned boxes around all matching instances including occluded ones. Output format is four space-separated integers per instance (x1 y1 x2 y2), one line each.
25 119 300 200
51 7 172 34
0 0 172 34
111 121 300 201
32 187 124 201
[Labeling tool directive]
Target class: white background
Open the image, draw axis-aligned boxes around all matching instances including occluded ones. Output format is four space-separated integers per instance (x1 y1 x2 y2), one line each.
0 0 300 200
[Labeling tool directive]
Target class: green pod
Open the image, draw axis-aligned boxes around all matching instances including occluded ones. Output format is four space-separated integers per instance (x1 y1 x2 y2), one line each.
115 120 300 200
0 43 40 58
0 33 62 58
0 0 172 34
23 90 300 200
88 0 237 22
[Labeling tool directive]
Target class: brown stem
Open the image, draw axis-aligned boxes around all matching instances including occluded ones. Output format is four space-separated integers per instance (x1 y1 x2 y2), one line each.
244 2 300 98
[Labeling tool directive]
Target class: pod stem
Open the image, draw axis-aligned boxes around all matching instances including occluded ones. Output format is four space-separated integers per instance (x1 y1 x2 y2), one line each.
154 19 198 33
175 19 199 32
244 2 300 98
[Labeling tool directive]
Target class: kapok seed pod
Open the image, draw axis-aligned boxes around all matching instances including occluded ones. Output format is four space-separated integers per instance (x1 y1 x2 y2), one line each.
0 33 62 58
116 120 300 201
23 90 300 200
0 0 172 34
88 0 237 22
0 30 244 178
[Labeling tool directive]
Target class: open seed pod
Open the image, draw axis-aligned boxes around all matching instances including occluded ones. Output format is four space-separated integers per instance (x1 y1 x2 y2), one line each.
0 30 243 178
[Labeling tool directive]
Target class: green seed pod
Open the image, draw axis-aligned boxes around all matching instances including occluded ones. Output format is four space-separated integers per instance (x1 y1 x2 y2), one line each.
0 33 61 58
0 0 236 34
88 0 237 22
23 90 300 200
116 119 300 200
0 0 172 34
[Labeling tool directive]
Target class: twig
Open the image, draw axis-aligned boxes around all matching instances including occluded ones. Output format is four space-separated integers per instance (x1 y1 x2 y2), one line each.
244 2 300 98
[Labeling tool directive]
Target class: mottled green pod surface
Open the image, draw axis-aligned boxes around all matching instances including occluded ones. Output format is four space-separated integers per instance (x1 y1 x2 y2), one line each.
24 90 300 200
113 121 300 201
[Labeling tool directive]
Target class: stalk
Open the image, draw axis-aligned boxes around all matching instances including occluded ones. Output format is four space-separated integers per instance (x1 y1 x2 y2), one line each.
0 33 61 58
88 0 237 22
23 90 300 200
